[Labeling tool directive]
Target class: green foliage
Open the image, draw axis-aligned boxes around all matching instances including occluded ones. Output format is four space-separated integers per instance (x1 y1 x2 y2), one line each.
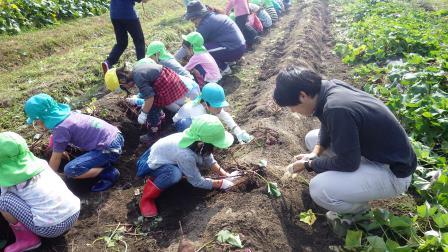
0 0 109 34
345 230 363 249
216 230 244 248
266 181 282 198
332 0 448 250
299 209 317 226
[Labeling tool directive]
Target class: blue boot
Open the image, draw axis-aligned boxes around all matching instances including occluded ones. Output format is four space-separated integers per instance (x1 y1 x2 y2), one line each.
91 167 120 192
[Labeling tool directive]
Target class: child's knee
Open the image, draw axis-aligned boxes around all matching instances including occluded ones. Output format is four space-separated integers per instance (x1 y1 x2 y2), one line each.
64 161 86 178
0 193 17 211
170 168 183 183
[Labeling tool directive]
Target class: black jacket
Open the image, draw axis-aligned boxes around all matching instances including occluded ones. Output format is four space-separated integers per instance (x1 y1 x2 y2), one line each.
311 80 417 178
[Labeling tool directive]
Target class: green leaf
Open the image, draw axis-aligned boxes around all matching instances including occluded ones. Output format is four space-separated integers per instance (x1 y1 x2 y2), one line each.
389 215 412 229
216 230 244 248
413 175 432 191
344 230 362 249
299 209 317 226
417 201 438 218
267 182 281 198
366 236 387 252
433 213 448 228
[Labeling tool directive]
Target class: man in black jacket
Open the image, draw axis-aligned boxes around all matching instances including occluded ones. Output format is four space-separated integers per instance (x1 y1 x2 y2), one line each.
273 66 416 217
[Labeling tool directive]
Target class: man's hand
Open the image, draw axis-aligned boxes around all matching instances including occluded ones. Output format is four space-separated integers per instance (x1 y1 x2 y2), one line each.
137 111 147 125
294 152 317 161
286 160 306 174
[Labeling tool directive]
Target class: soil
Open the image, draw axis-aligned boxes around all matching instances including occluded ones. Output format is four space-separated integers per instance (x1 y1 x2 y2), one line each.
0 0 362 251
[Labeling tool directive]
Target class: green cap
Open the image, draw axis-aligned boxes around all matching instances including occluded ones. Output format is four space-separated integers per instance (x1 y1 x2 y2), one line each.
182 32 207 53
24 93 71 129
179 114 234 149
0 132 46 187
146 41 174 61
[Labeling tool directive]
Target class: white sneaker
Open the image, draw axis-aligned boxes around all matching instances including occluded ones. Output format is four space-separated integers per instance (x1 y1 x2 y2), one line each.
221 66 232 76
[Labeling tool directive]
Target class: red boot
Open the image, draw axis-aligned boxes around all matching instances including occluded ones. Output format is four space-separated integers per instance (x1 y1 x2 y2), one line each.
5 222 41 252
140 179 161 217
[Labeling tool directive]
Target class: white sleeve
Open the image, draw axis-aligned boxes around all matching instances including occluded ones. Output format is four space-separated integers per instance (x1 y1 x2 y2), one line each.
217 110 240 135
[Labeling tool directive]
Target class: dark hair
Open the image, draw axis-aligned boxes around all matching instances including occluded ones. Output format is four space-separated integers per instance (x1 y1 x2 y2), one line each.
273 66 322 107
116 66 133 95
188 141 214 156
182 40 192 49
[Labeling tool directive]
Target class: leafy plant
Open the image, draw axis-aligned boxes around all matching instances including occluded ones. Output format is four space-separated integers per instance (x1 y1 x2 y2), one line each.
299 209 317 226
216 229 244 248
91 223 128 252
0 0 110 34
332 0 448 250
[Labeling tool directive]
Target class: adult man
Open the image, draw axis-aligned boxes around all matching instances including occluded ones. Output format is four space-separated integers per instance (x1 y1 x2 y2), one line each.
273 66 416 233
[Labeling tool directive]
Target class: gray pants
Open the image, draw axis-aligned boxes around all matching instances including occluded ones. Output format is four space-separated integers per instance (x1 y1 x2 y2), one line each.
305 129 412 214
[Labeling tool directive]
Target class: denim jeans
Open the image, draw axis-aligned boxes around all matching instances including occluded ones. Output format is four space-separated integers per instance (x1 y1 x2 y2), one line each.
64 133 124 178
136 148 182 190
174 118 192 132
107 19 145 66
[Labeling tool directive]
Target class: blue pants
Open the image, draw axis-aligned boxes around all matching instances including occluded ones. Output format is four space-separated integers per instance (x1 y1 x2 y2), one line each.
136 148 183 190
64 133 124 177
174 118 192 132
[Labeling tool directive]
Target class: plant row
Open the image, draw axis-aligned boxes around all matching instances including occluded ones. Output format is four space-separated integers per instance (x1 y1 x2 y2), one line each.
332 0 448 250
0 0 109 34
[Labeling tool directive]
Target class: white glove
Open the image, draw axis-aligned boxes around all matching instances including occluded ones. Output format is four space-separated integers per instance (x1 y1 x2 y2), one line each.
137 112 147 125
220 179 234 190
227 170 243 182
126 95 140 106
235 130 254 144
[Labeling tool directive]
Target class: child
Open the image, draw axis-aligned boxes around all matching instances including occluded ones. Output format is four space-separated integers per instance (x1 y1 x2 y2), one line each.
102 0 147 74
172 83 253 144
105 59 189 143
0 132 80 251
251 0 278 23
146 41 193 79
24 94 124 192
136 114 240 217
225 0 259 49
182 32 222 86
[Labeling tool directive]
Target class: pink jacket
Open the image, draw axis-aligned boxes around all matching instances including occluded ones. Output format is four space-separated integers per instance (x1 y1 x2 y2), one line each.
225 0 250 16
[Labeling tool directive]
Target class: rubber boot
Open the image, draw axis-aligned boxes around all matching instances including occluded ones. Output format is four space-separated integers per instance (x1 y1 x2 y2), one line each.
5 222 41 252
140 179 161 217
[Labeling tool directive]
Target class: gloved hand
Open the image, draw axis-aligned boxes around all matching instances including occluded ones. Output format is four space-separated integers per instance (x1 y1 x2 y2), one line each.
126 95 144 106
137 111 148 125
220 179 234 190
235 130 254 144
227 170 243 182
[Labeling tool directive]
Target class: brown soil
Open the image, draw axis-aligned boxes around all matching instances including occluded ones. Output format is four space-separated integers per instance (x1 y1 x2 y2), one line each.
1 0 356 251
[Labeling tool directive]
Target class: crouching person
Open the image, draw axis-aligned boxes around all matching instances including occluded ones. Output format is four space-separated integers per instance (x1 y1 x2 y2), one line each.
0 132 80 252
105 60 189 143
172 83 253 144
24 94 124 192
273 67 416 235
136 114 239 217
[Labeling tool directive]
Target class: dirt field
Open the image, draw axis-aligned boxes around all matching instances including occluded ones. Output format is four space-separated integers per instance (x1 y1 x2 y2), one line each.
1 0 356 251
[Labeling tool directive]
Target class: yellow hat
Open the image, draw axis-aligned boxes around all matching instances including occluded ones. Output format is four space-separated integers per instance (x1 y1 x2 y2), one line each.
104 68 120 92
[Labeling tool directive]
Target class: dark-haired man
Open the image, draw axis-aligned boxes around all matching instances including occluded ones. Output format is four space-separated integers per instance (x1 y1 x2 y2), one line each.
273 66 416 234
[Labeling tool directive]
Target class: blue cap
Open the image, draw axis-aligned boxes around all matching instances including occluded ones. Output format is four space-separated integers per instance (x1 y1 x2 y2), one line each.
24 94 71 129
195 83 229 108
